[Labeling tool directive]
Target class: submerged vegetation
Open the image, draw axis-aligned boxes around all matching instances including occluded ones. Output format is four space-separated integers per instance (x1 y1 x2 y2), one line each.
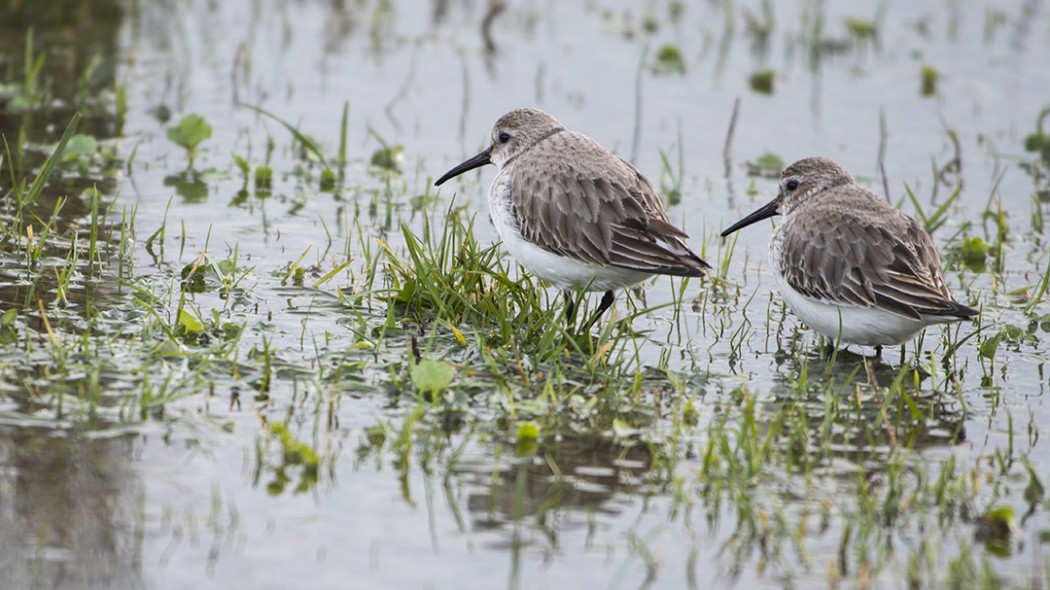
2 1 1050 589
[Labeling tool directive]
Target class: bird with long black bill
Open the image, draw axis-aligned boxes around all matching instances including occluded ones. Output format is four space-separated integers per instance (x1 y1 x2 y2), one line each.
435 108 709 328
720 156 977 356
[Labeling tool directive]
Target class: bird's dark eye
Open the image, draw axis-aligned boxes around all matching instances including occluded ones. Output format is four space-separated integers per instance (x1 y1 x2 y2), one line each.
498 132 511 144
785 178 800 191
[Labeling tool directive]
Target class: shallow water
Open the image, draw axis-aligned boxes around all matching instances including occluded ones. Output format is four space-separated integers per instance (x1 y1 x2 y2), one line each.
2 0 1050 588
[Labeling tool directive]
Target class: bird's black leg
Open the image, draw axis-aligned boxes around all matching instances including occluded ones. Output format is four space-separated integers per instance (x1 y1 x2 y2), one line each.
875 345 883 360
597 290 615 317
563 290 576 325
584 290 615 330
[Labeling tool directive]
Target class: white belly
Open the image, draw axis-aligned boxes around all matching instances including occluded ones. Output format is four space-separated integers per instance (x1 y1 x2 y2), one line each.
777 283 933 346
769 234 957 346
488 171 651 292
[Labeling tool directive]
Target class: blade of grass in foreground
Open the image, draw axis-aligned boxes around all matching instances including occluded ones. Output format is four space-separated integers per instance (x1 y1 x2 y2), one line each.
20 112 82 208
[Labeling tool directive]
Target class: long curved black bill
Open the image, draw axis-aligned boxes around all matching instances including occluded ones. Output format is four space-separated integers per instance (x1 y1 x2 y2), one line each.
720 199 779 237
434 148 492 186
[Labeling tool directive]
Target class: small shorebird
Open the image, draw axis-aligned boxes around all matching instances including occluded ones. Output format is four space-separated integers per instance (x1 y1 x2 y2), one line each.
435 108 709 326
720 156 977 352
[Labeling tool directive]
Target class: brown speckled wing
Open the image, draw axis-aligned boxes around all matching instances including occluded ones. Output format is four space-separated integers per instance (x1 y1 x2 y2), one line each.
509 131 708 276
778 186 968 320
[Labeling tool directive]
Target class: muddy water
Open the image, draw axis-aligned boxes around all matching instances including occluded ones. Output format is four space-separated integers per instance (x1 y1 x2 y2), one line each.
2 0 1050 588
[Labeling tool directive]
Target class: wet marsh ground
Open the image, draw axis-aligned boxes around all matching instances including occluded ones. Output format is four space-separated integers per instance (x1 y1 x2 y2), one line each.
2 0 1050 588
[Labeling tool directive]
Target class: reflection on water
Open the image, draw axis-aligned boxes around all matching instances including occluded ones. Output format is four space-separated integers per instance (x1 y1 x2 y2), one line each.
769 344 967 456
457 434 652 530
0 2 143 589
0 428 143 590
0 1 124 141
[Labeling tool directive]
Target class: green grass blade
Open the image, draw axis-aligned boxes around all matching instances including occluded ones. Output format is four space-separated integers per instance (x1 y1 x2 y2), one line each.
339 100 349 171
241 103 330 169
24 112 82 208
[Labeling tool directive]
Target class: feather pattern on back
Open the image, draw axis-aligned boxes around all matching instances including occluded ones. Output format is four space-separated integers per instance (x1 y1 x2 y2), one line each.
507 130 707 276
773 160 976 321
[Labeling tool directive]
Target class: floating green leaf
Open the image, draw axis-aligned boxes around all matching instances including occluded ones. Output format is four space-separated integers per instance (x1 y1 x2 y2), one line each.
410 359 454 395
975 505 1015 556
960 236 989 271
1024 132 1050 153
515 421 540 456
320 168 336 191
1023 106 1050 161
216 258 238 275
371 145 404 172
978 331 1003 359
255 165 273 189
516 421 539 442
177 309 203 335
746 152 785 178
180 261 207 293
64 134 98 158
654 44 686 74
749 69 775 94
